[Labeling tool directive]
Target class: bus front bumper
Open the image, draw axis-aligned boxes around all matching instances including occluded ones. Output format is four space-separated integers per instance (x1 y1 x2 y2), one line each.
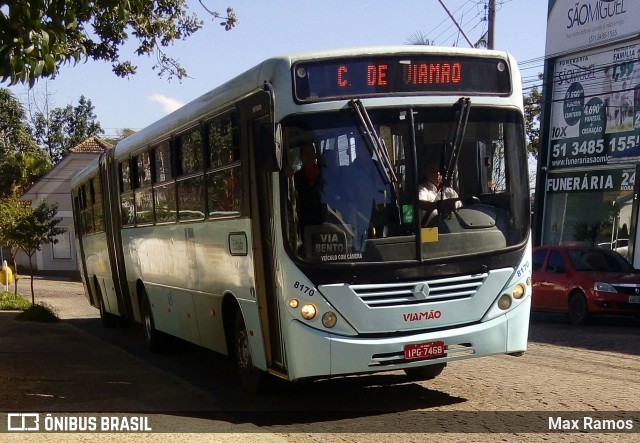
284 296 531 381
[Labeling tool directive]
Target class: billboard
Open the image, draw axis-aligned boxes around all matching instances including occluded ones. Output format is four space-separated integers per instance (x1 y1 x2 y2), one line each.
546 0 640 56
547 38 640 170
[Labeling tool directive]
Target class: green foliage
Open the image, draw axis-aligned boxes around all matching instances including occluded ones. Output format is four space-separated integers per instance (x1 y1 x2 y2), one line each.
0 195 29 260
573 221 609 247
524 82 542 158
15 302 59 322
0 290 30 310
0 1 238 85
32 95 103 163
0 88 51 196
0 198 63 304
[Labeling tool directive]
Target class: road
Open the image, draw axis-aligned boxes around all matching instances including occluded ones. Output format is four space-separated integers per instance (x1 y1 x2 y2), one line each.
2 277 639 442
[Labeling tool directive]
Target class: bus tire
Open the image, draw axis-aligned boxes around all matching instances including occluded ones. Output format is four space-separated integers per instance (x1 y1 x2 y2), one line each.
234 310 265 394
404 362 446 381
568 292 589 325
140 289 164 352
95 280 116 328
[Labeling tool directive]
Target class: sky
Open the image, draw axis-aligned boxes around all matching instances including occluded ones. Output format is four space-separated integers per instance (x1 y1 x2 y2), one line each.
9 0 548 139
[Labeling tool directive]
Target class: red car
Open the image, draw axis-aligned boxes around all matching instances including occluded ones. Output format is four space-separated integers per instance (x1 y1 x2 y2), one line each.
532 245 640 324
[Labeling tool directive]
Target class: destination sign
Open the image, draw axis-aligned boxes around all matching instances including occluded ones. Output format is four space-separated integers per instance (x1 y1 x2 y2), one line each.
293 56 511 101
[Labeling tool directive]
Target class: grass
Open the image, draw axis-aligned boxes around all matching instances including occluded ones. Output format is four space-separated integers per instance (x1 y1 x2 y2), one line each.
0 291 30 310
0 291 59 322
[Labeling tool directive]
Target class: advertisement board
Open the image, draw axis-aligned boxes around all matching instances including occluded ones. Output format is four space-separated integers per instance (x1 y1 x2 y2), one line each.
547 38 640 170
546 0 640 56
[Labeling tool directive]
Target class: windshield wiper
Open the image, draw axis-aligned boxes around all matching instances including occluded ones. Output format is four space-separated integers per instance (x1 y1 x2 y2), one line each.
442 97 471 189
349 99 398 185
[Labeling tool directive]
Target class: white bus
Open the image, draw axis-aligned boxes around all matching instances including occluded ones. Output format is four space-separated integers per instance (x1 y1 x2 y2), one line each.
71 46 532 392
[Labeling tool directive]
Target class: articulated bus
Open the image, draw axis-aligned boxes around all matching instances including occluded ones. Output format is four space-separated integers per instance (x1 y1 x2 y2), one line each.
71 46 532 392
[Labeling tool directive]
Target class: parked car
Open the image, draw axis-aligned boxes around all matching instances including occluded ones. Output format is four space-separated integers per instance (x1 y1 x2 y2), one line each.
532 245 640 324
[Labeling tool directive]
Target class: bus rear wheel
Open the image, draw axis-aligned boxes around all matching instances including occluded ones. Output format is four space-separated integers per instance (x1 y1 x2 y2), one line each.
234 310 265 394
404 362 447 381
141 290 164 352
95 281 116 328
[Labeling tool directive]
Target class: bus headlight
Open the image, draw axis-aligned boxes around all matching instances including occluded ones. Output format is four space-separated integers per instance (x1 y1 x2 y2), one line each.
301 304 317 320
322 311 337 328
498 294 512 310
289 298 299 308
513 283 525 299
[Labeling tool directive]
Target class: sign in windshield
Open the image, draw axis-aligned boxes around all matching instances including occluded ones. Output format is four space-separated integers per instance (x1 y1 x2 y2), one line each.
293 56 511 102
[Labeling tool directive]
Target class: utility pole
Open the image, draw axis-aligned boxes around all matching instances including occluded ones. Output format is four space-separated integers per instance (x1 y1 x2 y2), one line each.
487 0 496 49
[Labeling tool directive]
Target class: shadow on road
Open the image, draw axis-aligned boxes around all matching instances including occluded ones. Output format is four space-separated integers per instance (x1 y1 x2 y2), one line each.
67 316 467 424
529 311 640 356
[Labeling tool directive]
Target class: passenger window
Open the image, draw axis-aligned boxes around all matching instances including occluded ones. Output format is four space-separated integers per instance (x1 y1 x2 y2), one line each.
152 141 176 224
135 151 152 188
119 161 132 192
153 141 173 183
119 160 135 226
208 112 239 168
177 127 204 175
206 111 242 218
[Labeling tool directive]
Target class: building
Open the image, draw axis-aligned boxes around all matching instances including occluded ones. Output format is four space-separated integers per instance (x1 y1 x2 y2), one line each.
16 137 112 277
534 0 640 265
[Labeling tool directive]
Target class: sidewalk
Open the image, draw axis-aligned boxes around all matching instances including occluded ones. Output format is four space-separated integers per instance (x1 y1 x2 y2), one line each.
0 277 289 442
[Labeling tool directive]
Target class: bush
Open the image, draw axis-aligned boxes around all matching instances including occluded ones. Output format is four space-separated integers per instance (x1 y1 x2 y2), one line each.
0 291 30 310
15 303 59 323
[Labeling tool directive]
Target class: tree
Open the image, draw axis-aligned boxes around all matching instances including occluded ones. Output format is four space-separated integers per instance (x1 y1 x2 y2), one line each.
32 95 103 163
524 81 542 159
11 200 64 304
104 128 136 146
0 88 51 196
0 1 237 86
0 195 30 294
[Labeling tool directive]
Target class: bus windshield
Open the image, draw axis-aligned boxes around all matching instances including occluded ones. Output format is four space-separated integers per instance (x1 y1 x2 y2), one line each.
282 106 529 263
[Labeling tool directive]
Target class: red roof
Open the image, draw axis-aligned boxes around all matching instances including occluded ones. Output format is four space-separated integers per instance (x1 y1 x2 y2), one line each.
69 136 112 153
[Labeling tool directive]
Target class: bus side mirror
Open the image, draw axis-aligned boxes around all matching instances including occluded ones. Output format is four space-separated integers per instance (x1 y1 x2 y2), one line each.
258 123 282 172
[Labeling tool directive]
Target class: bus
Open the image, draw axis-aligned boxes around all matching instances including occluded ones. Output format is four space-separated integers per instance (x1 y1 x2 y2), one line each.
71 46 532 392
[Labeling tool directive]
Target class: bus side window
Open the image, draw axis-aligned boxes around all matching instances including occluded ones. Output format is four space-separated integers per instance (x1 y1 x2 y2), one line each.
92 176 104 233
206 111 242 218
119 160 135 226
176 127 206 221
152 141 177 223
133 151 154 225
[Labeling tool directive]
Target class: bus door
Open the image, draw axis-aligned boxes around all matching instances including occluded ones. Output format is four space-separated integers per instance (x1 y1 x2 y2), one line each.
72 189 90 295
99 150 134 321
240 90 286 374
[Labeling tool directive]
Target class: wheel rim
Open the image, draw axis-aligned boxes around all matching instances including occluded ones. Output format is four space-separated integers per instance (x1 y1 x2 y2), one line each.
236 328 251 370
570 296 586 322
143 301 153 342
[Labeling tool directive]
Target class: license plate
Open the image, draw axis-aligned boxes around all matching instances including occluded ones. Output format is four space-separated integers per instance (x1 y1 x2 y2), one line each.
629 296 640 304
404 341 445 361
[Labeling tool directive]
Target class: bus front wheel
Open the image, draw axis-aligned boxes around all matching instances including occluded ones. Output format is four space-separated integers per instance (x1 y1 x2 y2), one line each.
233 310 265 394
404 362 446 381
